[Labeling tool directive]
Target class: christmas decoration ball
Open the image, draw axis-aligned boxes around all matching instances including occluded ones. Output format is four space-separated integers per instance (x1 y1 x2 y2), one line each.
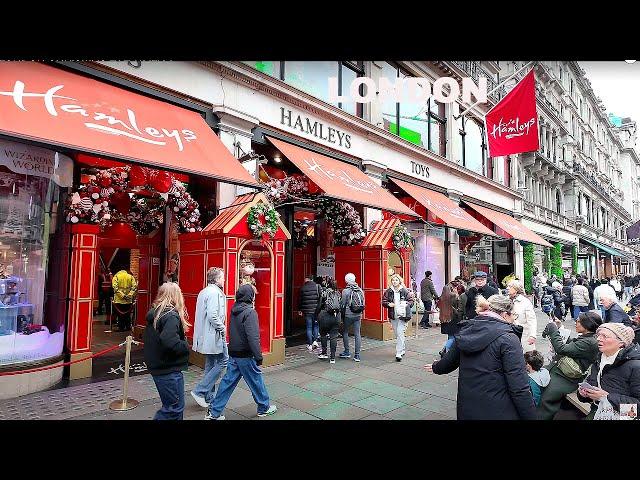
242 263 255 276
103 213 111 220
129 165 148 187
71 216 79 223
174 206 180 212
177 200 188 209
102 201 109 207
149 170 172 193
80 197 93 211
91 193 99 200
98 175 112 187
189 228 196 233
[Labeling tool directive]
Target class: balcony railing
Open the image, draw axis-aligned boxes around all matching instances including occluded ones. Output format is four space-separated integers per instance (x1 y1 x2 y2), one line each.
522 201 577 232
450 61 503 102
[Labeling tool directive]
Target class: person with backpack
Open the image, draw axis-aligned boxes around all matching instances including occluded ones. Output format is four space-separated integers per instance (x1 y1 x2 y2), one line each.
298 274 321 352
339 273 364 362
419 271 439 328
382 274 415 362
316 278 342 364
143 282 191 420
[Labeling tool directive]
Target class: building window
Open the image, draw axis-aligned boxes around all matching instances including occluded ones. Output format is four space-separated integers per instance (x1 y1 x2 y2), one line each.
555 190 562 214
244 61 282 78
577 192 582 215
457 117 485 175
504 156 511 187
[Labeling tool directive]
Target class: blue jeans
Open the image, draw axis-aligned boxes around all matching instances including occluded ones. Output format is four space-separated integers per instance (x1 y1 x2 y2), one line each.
192 343 229 404
573 305 589 319
342 316 362 357
305 313 319 345
152 371 185 420
208 357 271 418
421 300 433 325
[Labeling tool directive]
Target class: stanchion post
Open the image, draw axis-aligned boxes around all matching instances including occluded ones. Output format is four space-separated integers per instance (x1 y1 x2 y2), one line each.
109 335 139 411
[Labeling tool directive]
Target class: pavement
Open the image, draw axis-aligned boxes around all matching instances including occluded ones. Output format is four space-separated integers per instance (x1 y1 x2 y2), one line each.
0 309 565 420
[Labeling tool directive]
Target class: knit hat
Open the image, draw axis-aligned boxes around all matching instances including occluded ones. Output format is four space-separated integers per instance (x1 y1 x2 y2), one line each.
597 323 635 347
345 273 356 284
577 311 602 333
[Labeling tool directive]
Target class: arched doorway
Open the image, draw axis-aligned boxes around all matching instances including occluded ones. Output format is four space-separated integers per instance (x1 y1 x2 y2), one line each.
388 251 403 278
238 239 274 352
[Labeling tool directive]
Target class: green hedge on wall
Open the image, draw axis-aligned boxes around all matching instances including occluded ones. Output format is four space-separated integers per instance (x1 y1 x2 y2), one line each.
524 243 534 294
551 243 564 279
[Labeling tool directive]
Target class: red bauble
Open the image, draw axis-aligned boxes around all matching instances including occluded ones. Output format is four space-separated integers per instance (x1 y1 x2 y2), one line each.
262 165 287 180
98 176 112 187
148 170 173 193
307 181 321 194
111 192 131 215
129 165 148 187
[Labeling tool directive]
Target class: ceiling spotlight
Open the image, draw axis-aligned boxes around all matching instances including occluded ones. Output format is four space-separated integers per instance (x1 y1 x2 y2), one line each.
273 156 282 164
625 60 637 64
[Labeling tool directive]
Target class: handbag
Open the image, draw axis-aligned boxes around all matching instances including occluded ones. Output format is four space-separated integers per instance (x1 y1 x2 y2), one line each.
556 356 586 379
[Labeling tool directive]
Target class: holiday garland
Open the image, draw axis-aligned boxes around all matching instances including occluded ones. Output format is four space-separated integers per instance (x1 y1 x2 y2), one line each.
248 203 279 242
392 224 413 252
550 242 564 279
523 243 534 294
64 165 202 235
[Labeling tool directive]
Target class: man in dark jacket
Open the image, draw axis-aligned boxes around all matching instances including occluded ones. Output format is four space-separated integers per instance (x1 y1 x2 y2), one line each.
427 294 536 420
339 273 364 361
298 275 321 351
205 284 277 420
601 294 633 327
420 271 439 328
464 271 499 320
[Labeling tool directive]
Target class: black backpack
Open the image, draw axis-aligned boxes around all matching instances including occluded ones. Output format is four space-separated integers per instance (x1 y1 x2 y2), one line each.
541 294 554 313
348 287 365 314
324 289 342 313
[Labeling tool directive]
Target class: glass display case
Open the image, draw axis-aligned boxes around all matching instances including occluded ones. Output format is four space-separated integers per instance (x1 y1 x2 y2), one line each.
0 149 70 366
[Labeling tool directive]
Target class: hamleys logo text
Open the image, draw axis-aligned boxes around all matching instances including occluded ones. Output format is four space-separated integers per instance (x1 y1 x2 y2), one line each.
489 116 536 140
0 81 197 151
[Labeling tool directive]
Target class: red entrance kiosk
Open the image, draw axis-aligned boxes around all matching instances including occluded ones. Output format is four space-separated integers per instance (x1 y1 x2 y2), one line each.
334 218 411 341
179 193 290 367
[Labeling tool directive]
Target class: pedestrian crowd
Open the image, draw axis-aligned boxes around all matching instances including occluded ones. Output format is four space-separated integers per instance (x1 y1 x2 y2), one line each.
140 264 639 421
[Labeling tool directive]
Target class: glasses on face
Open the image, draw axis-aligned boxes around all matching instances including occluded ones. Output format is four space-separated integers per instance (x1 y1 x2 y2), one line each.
596 332 615 340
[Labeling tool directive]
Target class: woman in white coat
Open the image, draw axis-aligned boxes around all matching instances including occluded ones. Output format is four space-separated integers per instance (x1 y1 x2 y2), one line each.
507 280 537 352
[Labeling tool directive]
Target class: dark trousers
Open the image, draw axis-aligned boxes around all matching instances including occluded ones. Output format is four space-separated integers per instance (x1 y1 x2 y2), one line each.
420 300 433 326
152 371 185 420
97 289 111 315
319 312 339 359
537 368 578 420
113 303 133 331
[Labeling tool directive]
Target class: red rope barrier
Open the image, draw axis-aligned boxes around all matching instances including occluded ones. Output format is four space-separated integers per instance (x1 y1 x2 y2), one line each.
0 343 128 377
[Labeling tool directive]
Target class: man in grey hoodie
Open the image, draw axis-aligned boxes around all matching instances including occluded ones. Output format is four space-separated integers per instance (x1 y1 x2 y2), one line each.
339 273 364 362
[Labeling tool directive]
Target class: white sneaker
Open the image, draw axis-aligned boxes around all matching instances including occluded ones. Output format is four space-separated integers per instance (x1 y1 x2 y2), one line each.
307 344 314 352
191 390 209 408
330 358 336 364
204 412 225 420
317 353 329 359
312 341 319 349
257 405 277 417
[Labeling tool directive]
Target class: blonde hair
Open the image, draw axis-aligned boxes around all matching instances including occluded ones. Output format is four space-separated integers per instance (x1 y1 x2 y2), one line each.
475 295 490 314
390 273 405 288
507 280 525 295
152 282 190 330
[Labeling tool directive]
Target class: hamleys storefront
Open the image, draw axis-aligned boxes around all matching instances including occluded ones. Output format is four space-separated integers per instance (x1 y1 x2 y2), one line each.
0 61 288 398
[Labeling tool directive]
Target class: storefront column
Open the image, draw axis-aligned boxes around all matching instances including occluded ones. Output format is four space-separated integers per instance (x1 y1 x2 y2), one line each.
213 107 260 209
514 240 524 285
446 189 463 280
67 224 99 380
361 160 386 227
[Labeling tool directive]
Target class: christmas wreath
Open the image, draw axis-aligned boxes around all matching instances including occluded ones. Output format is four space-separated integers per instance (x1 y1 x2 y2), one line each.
392 224 413 252
64 165 202 235
317 198 366 246
248 203 279 242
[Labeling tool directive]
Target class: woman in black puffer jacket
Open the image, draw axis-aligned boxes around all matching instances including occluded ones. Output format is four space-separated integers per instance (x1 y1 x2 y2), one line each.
577 323 640 419
425 294 536 420
143 282 191 420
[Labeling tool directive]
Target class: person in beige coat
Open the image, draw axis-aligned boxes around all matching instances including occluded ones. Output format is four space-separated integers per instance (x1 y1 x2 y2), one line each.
507 280 537 352
571 278 591 319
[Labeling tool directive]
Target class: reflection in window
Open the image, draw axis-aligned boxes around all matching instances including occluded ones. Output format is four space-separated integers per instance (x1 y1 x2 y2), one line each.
284 61 339 105
243 61 281 77
380 62 399 135
463 119 485 175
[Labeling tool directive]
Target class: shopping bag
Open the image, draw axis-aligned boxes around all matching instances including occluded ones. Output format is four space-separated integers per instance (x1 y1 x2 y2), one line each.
432 308 440 325
593 397 619 420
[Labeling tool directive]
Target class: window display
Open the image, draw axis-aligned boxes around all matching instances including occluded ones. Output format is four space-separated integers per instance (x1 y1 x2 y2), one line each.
0 142 71 366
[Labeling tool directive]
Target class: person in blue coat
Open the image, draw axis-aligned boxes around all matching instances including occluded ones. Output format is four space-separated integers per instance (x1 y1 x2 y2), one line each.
424 294 536 420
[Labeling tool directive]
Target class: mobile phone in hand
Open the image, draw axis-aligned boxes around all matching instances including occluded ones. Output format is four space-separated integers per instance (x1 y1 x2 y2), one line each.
578 381 597 391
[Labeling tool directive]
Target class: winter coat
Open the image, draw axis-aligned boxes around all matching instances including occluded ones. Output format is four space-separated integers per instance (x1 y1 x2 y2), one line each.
528 368 551 406
585 284 595 310
604 303 633 327
571 285 590 307
543 322 599 381
112 270 137 304
577 343 640 413
512 294 537 352
544 286 565 319
340 283 364 319
382 287 414 321
432 313 536 420
420 277 438 303
562 285 573 308
192 284 227 355
464 284 499 320
143 307 190 376
228 284 263 365
298 280 321 315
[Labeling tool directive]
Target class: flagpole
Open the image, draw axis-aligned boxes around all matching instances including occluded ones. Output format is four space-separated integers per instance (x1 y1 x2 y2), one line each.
454 61 536 120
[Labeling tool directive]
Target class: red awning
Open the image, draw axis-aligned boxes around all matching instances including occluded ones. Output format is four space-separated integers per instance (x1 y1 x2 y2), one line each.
464 202 553 247
266 137 418 217
0 62 259 187
390 178 496 236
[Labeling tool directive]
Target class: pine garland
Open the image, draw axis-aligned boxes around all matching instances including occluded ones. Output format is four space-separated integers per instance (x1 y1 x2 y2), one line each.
550 242 564 279
571 245 578 274
523 243 534 294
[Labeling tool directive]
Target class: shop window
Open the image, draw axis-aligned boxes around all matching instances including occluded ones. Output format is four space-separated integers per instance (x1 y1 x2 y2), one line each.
284 61 339 106
243 61 282 78
0 146 71 366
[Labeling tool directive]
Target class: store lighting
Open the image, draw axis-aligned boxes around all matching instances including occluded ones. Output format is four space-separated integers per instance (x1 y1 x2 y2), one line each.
273 155 282 164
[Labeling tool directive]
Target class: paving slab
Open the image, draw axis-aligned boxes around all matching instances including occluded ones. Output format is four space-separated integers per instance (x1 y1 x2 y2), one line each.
352 394 407 415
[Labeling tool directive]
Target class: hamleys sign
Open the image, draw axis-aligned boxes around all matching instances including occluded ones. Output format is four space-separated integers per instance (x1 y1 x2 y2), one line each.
0 62 259 186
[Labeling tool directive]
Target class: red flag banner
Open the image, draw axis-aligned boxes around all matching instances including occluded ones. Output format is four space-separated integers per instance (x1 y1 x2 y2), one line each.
485 69 539 157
